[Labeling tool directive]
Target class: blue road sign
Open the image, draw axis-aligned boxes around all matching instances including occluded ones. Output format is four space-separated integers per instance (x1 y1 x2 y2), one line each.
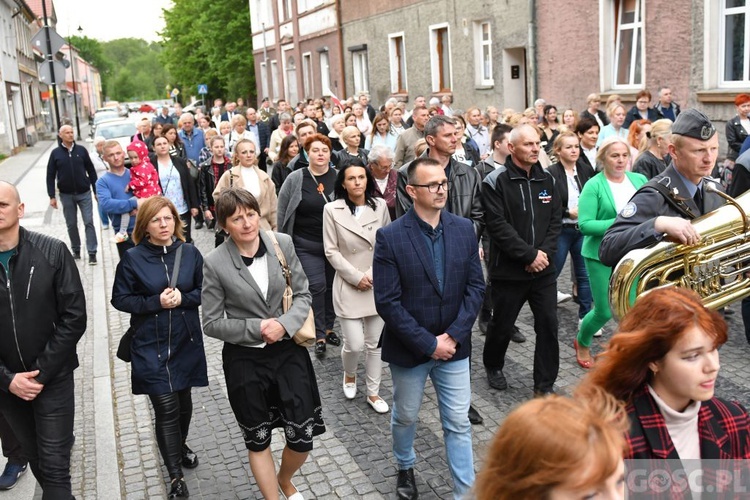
198 84 208 95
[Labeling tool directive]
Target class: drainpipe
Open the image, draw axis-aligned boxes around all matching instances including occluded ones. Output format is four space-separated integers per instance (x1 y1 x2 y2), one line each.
335 0 345 96
528 0 537 103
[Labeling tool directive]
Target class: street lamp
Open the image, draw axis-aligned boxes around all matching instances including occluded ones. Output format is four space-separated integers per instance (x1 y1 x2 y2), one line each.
68 26 83 140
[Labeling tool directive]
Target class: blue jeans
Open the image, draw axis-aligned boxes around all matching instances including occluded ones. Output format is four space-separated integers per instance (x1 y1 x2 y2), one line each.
390 358 474 499
554 225 592 319
59 191 97 255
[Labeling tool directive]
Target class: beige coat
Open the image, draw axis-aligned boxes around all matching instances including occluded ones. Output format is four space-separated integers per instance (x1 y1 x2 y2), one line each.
323 198 391 318
213 165 278 231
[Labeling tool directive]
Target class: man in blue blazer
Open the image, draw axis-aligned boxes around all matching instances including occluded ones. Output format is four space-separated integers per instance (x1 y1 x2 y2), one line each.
374 158 485 500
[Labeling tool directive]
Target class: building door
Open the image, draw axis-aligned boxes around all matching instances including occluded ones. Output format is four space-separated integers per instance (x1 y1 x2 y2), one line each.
502 48 527 111
285 55 299 107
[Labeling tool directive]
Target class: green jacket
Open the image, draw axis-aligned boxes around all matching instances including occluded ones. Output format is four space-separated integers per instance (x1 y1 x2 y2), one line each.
578 171 648 261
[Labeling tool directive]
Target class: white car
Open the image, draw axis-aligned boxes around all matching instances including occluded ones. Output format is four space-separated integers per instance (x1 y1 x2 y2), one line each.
94 119 139 165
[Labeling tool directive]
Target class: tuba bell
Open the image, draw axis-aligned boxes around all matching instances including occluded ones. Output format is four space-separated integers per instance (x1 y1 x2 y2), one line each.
609 187 750 320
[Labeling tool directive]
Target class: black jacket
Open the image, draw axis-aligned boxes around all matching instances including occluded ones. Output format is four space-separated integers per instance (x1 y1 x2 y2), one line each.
46 140 98 198
726 115 749 161
580 109 609 127
729 150 750 197
333 148 369 169
623 106 660 129
547 161 596 219
577 146 596 172
0 227 86 391
481 157 562 280
632 150 669 180
198 156 231 211
396 152 484 237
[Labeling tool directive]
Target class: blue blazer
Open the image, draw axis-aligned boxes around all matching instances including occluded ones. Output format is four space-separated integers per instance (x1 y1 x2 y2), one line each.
373 209 485 368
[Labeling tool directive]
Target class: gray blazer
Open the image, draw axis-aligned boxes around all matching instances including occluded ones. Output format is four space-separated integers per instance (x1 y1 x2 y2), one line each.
202 231 312 347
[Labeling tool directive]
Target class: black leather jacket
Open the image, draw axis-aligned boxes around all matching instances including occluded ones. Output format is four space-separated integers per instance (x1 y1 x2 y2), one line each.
396 152 484 238
0 227 86 391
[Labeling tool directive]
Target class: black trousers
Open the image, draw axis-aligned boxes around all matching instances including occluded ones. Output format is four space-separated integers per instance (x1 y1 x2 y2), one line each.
0 372 75 499
483 272 559 392
148 388 193 480
293 235 336 341
0 412 27 465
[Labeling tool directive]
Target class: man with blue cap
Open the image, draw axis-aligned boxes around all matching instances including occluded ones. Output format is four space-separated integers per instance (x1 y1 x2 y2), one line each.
600 108 724 266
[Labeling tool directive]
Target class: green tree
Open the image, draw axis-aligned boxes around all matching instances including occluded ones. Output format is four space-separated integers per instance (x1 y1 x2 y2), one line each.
68 35 112 96
102 39 171 102
160 0 254 104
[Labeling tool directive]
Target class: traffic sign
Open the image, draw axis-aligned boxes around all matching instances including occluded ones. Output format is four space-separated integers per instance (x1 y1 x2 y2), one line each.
171 88 180 98
197 84 208 95
39 60 66 85
31 28 66 54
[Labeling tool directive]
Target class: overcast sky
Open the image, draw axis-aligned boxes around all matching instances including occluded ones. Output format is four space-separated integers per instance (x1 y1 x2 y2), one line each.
54 0 172 43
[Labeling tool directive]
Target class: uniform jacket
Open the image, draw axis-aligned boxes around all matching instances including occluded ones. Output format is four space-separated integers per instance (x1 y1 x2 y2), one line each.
323 198 391 318
481 157 562 280
111 239 208 395
599 165 725 266
373 209 484 368
212 165 278 231
396 152 484 237
202 232 312 348
0 227 86 391
547 161 596 220
578 171 647 261
625 385 750 459
725 114 749 161
46 139 98 197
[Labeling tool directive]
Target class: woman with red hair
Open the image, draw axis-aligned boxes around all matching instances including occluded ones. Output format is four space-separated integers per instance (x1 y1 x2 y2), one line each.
579 288 750 460
626 119 651 164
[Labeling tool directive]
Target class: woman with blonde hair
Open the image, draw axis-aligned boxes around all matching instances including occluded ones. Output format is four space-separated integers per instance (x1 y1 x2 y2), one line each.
560 108 579 133
597 103 628 146
335 125 369 169
579 287 750 460
633 118 672 179
474 388 628 500
213 139 277 231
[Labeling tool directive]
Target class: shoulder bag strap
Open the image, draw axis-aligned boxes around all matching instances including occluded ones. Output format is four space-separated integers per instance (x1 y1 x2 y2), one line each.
169 244 184 289
266 231 292 288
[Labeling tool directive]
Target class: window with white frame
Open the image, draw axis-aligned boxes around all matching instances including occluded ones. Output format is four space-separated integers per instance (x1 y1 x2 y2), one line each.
388 33 407 94
612 0 643 87
271 60 280 99
352 50 369 94
429 24 452 93
302 52 313 98
474 21 493 86
721 0 750 86
319 51 331 93
278 0 292 20
260 61 270 99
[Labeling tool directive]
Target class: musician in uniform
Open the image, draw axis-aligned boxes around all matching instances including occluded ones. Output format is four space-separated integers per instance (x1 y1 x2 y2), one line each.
600 109 723 267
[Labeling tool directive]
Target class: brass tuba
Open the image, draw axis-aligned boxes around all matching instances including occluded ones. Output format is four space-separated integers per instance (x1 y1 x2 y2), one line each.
609 186 750 320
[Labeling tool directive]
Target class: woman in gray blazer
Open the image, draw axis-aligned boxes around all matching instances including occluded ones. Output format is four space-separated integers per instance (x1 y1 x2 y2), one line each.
323 160 391 413
202 187 324 500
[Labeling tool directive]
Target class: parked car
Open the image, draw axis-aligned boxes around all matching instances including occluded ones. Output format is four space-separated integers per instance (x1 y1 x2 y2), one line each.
93 119 138 165
183 100 204 114
89 109 120 137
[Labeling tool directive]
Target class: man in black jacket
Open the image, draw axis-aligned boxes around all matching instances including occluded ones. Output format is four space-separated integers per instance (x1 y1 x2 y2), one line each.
0 181 86 499
482 124 562 396
46 124 99 264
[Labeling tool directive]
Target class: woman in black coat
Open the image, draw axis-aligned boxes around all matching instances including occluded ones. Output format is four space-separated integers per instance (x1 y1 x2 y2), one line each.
112 196 208 499
151 136 200 243
726 94 750 163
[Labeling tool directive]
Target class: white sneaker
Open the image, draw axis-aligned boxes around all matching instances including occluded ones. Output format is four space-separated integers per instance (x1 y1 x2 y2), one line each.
557 291 573 304
367 396 389 414
343 374 356 399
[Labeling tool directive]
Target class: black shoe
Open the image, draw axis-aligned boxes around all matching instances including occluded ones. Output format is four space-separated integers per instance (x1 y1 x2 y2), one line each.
206 219 216 230
168 478 189 498
73 251 81 260
181 444 199 469
486 368 508 390
88 253 97 265
314 341 326 355
511 325 526 343
396 468 418 500
468 405 483 425
325 330 341 346
534 388 555 398
194 221 204 230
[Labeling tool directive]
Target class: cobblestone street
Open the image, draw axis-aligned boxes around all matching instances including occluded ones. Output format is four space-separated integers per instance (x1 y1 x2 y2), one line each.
3 140 750 499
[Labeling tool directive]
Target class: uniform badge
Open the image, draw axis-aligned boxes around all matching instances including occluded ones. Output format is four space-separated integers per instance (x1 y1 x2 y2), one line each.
621 202 637 218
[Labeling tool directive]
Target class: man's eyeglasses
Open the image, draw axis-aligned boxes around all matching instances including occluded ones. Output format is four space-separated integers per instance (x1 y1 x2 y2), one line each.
410 181 451 193
150 215 175 224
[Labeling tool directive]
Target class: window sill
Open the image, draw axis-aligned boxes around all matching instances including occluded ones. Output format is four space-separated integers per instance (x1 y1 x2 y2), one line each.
696 90 744 104
474 84 495 91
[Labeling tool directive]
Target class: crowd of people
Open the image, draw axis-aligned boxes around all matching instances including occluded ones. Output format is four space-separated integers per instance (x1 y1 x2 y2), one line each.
3 87 750 499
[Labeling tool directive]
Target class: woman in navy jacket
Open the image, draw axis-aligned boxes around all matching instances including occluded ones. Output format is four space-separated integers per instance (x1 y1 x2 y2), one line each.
112 196 208 499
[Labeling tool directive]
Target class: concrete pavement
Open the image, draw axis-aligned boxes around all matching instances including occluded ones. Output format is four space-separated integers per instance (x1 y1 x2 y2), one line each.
2 141 750 499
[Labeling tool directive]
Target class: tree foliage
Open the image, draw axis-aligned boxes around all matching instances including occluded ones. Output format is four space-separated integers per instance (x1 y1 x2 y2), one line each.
160 0 254 104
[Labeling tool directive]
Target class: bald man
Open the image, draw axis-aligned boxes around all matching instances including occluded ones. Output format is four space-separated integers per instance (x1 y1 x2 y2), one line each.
46 125 99 264
0 180 86 498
